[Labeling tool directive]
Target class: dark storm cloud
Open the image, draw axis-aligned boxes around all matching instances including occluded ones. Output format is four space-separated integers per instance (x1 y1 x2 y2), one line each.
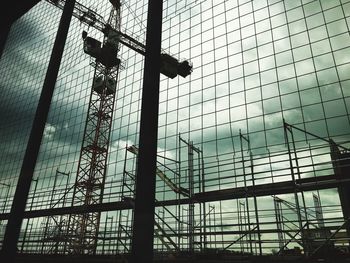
0 6 88 180
5 17 43 49
1 0 350 184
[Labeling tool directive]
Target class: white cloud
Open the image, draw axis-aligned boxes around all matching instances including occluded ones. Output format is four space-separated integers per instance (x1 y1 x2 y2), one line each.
43 123 56 140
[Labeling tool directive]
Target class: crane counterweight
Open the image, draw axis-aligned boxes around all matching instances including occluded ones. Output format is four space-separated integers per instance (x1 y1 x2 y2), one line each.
83 33 120 68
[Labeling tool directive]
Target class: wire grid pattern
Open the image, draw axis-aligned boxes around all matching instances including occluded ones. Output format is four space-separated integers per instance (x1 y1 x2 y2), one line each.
0 0 349 256
0 0 61 225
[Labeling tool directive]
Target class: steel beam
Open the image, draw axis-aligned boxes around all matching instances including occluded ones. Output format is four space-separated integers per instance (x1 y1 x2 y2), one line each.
0 174 347 222
194 174 349 202
131 0 163 263
1 1 75 261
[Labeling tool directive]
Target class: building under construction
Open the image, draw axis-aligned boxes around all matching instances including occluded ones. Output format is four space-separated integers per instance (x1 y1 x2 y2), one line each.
1 0 350 262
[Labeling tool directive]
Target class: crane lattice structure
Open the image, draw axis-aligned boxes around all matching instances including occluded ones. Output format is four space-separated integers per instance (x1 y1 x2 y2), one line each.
44 0 192 255
64 0 121 255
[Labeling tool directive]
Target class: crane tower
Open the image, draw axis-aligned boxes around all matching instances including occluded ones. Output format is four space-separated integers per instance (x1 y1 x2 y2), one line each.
44 0 193 255
65 0 121 255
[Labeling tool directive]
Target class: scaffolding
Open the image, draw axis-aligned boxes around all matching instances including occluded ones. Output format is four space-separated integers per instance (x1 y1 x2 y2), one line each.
0 126 348 260
1 0 350 262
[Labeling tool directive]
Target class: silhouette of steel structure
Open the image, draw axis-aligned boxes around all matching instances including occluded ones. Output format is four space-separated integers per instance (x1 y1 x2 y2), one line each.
1 0 350 262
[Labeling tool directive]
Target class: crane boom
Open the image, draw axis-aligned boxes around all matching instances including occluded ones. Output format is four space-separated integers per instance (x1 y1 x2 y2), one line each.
46 0 145 53
47 0 106 31
46 0 192 78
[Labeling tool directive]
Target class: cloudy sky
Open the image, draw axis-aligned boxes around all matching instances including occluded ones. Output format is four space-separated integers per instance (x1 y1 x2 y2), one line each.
0 0 350 253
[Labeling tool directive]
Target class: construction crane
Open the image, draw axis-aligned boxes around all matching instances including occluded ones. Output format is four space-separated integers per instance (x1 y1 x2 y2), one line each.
47 0 193 79
44 0 193 255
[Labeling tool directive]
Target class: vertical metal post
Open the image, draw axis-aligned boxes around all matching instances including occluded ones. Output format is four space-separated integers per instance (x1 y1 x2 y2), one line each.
188 141 194 253
238 201 243 252
117 147 130 252
283 121 305 251
56 170 70 254
197 148 204 251
329 139 350 243
208 205 213 248
177 135 182 249
247 138 262 255
313 194 325 228
0 183 11 240
290 129 310 233
200 150 207 251
239 131 252 254
131 0 163 262
274 197 285 251
21 178 38 252
102 215 112 255
41 170 59 254
0 183 11 214
1 1 75 261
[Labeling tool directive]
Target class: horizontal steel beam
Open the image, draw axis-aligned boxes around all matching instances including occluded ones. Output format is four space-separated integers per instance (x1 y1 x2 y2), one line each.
0 200 132 220
194 174 347 203
0 174 346 220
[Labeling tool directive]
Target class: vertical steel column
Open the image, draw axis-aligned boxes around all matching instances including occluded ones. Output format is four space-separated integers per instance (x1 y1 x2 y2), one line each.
289 127 309 232
21 178 38 252
200 150 207 251
1 1 75 261
188 141 194 253
239 131 252 254
274 197 285 251
283 121 305 251
330 139 350 242
313 194 325 228
247 138 262 255
0 183 10 215
131 0 163 262
177 135 182 249
41 170 60 254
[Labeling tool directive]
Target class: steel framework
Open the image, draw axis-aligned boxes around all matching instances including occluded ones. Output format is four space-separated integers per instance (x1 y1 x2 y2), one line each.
1 0 350 262
64 2 121 255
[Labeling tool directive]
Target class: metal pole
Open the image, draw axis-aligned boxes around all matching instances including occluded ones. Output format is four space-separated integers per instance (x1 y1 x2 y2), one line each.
239 131 252 254
1 1 75 261
131 0 163 262
0 183 11 214
21 178 38 253
177 135 182 250
188 141 194 253
283 121 305 252
248 140 262 255
41 170 59 254
201 150 207 251
0 183 11 235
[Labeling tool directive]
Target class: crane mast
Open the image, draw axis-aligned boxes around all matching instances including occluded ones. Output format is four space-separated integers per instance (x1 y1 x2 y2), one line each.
65 0 121 255
43 0 192 255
